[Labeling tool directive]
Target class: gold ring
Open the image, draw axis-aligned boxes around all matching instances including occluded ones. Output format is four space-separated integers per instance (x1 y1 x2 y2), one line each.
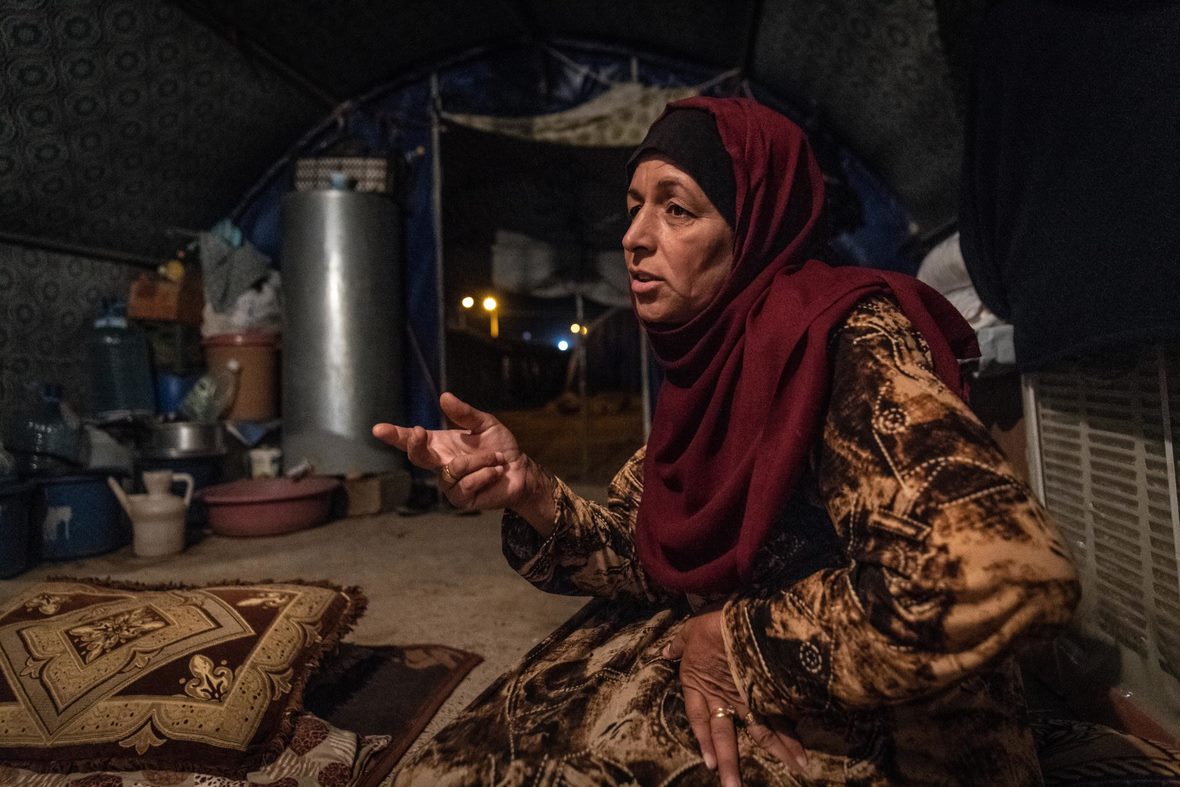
711 706 737 719
743 711 758 727
440 464 458 486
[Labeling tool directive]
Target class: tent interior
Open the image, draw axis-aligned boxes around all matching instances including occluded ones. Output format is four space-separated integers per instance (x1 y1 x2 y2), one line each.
1 0 1179 782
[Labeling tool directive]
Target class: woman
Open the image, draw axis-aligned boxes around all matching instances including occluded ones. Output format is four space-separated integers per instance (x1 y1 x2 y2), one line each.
375 97 1080 786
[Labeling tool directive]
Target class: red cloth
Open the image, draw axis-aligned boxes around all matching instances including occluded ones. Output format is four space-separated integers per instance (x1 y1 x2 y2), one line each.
634 97 979 595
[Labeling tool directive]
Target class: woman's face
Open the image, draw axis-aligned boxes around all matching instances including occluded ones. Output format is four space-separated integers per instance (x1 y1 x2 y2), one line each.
623 155 734 325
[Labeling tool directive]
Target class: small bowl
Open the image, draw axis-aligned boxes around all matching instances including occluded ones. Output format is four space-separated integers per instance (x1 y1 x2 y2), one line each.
198 476 340 537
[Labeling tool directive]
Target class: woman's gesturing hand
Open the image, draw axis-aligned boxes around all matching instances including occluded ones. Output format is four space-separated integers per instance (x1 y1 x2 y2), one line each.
665 610 808 786
372 392 556 533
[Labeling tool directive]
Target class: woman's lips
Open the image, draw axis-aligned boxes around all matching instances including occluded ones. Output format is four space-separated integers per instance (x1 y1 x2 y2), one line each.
630 275 662 296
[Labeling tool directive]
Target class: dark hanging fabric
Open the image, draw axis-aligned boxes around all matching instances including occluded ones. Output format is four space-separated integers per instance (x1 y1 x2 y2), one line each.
632 97 979 595
959 0 1180 371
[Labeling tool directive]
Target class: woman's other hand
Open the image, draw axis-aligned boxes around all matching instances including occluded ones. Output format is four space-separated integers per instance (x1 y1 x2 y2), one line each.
372 392 556 534
665 610 808 785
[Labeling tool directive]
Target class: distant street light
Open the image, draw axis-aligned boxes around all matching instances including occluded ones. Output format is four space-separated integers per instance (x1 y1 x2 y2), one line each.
482 295 499 338
570 322 582 334
557 340 570 351
457 295 477 330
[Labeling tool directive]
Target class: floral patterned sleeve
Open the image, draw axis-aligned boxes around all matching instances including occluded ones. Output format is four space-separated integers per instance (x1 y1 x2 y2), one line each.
501 447 675 604
722 297 1081 716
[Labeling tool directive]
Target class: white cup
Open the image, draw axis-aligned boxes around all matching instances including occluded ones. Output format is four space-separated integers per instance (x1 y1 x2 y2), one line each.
249 447 282 478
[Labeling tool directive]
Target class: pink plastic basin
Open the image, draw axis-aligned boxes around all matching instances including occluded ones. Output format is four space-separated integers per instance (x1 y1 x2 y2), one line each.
198 476 339 537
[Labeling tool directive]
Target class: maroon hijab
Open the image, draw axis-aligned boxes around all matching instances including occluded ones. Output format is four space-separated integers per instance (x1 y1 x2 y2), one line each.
633 97 978 595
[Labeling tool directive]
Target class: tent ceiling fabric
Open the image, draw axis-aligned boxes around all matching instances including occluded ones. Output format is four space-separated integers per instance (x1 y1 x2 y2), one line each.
751 1 964 229
0 0 977 261
183 0 533 99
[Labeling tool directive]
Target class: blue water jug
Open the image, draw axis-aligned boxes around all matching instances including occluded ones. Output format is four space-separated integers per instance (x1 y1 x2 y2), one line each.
86 299 155 420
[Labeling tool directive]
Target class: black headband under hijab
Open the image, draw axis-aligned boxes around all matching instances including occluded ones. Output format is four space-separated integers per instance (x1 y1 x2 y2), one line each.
627 108 736 228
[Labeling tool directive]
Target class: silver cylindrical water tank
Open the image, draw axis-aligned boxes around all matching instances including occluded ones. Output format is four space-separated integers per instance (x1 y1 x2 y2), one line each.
280 190 404 477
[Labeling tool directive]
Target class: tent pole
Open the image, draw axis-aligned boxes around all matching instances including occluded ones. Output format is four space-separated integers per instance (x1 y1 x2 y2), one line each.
576 290 590 480
431 72 448 401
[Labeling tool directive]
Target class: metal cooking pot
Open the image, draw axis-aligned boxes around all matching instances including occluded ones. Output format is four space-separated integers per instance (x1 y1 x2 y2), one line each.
142 421 227 459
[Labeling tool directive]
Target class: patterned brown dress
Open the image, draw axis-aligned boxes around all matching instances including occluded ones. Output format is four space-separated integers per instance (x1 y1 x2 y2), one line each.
392 298 1081 786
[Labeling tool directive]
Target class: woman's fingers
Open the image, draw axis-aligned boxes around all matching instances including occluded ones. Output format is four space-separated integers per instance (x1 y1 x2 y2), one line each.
442 450 504 481
371 423 409 450
744 716 807 774
438 451 506 507
685 686 743 786
709 708 742 787
667 610 805 783
682 686 719 772
440 392 500 434
446 465 506 509
662 628 686 660
770 718 808 773
375 392 511 474
405 426 442 468
371 423 442 471
687 694 808 784
370 423 438 465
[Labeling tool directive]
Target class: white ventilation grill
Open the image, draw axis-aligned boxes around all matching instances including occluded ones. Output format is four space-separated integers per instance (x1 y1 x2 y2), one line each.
1024 346 1180 684
294 156 393 193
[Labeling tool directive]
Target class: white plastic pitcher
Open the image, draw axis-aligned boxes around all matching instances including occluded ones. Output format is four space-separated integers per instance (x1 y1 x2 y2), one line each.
108 470 193 557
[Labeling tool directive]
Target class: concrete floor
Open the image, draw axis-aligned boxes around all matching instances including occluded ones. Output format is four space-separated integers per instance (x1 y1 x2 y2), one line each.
0 484 604 761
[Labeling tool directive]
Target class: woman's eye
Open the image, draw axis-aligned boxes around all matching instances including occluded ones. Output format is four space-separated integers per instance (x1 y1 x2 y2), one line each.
627 205 640 221
667 203 690 217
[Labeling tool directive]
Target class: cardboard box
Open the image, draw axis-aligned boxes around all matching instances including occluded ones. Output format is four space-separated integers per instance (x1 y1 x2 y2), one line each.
128 272 204 325
343 471 412 517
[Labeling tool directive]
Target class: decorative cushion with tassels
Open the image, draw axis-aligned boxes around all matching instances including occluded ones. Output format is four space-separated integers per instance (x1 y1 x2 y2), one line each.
0 578 365 777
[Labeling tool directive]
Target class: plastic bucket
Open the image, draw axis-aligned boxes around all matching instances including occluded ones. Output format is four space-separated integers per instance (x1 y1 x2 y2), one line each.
202 332 280 421
37 471 129 560
155 372 200 416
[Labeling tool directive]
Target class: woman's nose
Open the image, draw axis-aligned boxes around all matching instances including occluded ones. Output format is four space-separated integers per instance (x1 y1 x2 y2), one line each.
622 207 653 254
